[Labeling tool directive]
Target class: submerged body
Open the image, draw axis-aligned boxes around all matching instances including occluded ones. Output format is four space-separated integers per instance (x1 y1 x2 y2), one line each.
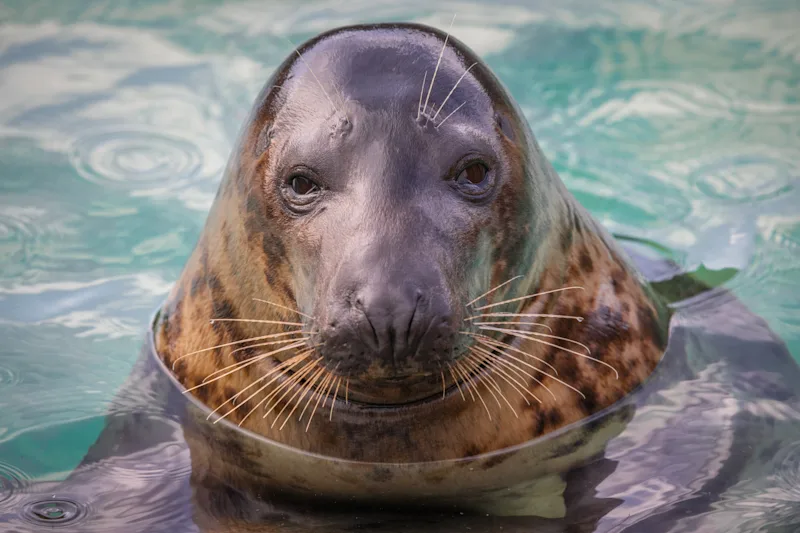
2 22 799 533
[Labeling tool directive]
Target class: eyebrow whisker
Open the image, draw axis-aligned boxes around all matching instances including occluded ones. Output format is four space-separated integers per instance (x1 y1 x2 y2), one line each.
422 14 456 120
432 62 478 121
435 101 466 129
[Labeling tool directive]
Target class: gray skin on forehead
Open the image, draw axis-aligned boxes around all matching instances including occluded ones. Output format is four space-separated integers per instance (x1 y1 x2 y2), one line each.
276 27 496 126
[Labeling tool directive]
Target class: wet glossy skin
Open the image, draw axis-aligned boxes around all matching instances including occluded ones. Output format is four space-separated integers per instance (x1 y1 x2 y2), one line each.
259 25 533 403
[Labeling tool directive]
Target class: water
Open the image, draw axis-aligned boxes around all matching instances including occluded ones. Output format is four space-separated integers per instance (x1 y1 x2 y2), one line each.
0 0 798 531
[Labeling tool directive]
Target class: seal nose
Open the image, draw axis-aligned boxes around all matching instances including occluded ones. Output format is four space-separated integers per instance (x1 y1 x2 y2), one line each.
322 276 456 377
353 283 424 365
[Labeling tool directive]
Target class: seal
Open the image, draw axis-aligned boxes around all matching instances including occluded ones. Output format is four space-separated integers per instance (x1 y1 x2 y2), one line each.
154 21 669 467
8 22 800 533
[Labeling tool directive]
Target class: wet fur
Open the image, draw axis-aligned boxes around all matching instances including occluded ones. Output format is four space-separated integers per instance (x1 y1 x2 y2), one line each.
154 23 669 464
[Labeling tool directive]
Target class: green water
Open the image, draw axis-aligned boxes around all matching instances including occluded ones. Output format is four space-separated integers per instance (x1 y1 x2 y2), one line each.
0 0 798 514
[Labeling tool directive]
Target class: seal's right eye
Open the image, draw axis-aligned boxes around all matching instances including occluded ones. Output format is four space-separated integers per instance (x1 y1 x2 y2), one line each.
280 171 323 214
290 175 318 195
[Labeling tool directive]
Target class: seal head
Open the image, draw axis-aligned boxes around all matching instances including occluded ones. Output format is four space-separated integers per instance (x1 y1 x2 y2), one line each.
155 23 669 464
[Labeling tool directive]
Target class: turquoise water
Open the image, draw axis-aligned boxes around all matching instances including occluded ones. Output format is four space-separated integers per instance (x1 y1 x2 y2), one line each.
0 0 798 527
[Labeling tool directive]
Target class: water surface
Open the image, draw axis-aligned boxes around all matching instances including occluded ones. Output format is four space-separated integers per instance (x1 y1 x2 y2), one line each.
0 0 798 530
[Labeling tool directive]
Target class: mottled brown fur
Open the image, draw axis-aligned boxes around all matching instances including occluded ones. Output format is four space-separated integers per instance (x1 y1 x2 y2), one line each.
152 24 669 466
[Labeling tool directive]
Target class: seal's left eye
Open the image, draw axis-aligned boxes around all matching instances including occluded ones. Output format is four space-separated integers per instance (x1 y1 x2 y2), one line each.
458 163 488 185
290 176 318 195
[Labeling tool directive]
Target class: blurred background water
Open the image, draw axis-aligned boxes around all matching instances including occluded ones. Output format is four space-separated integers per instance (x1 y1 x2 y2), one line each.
0 0 798 508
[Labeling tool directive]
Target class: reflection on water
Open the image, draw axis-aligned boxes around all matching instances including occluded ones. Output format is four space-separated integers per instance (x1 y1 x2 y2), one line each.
0 0 798 531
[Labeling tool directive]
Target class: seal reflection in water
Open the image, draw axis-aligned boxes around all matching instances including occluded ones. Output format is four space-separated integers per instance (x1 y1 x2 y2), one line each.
152 21 670 517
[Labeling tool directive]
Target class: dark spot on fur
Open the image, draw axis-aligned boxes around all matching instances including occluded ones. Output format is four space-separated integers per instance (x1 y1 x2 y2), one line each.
547 408 564 427
560 228 573 252
261 231 286 262
558 355 581 384
207 272 223 293
211 297 236 325
584 305 629 348
571 209 582 233
579 251 594 273
190 275 204 297
462 445 482 458
173 360 187 380
533 412 546 436
581 387 599 414
554 434 589 457
611 270 625 295
481 452 511 469
195 384 211 404
224 386 238 402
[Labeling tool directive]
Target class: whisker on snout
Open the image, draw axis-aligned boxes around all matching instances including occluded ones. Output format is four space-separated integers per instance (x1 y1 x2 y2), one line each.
252 298 316 320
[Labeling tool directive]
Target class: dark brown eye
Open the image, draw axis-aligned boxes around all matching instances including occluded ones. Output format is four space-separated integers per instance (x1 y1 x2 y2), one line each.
290 175 317 195
458 163 488 185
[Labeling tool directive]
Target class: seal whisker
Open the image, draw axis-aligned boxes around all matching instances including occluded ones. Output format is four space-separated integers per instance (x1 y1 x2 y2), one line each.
233 358 312 427
432 62 478 121
461 354 503 410
252 298 316 321
473 286 585 312
434 101 466 129
306 369 338 431
172 330 305 369
474 320 552 332
345 378 349 404
198 340 310 385
451 360 476 402
441 370 447 399
416 70 428 120
186 341 307 390
469 348 531 405
263 358 322 419
422 14 456 121
209 318 304 326
298 368 328 422
467 275 524 307
470 345 544 403
463 331 558 375
446 363 466 401
270 365 330 431
329 377 342 420
286 38 344 116
469 336 584 399
465 352 518 417
212 350 313 424
277 365 327 430
227 337 311 360
454 360 492 419
475 326 591 354
211 351 311 420
480 326 619 379
465 312 584 322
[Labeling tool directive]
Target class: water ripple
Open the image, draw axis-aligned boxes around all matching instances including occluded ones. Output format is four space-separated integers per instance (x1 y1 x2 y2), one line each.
69 126 205 191
692 154 797 203
0 461 32 505
572 81 745 158
0 363 20 387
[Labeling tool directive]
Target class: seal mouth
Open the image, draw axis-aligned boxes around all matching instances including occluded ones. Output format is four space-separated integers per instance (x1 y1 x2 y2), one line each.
274 354 489 411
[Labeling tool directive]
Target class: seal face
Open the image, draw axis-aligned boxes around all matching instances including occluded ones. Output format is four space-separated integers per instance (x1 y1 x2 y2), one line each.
154 23 670 464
